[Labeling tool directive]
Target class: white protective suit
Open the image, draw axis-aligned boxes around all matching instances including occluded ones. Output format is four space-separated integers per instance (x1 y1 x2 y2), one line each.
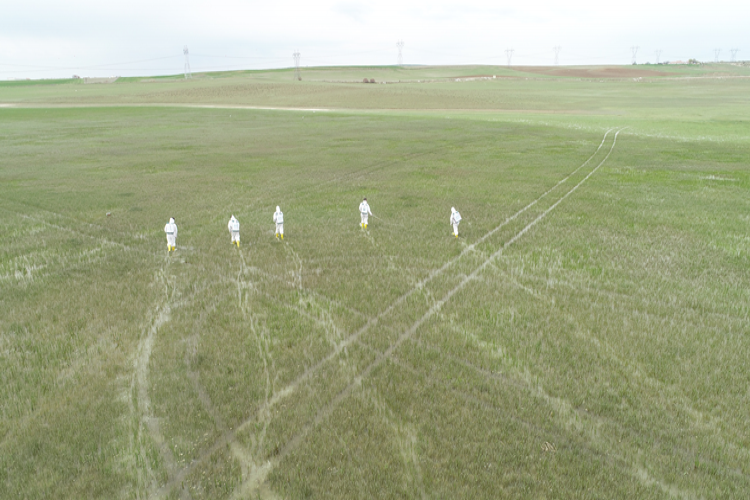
273 206 284 239
164 217 178 251
359 199 372 228
450 207 461 237
228 215 240 246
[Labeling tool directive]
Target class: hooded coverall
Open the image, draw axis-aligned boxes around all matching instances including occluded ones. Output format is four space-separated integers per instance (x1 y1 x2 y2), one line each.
273 207 284 239
359 201 372 228
164 218 178 250
450 208 461 237
228 216 240 245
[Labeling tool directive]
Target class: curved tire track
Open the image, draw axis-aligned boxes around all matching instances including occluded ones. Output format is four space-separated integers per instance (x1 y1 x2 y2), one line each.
265 128 624 468
161 129 619 494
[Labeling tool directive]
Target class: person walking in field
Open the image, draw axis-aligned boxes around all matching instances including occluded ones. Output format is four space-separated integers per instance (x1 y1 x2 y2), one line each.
227 214 240 247
359 197 372 229
450 207 461 238
273 206 284 240
164 217 178 252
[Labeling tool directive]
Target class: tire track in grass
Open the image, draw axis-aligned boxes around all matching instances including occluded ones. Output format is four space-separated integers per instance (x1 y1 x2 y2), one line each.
159 129 618 494
0 207 147 285
385 347 671 498
0 203 148 252
177 249 287 499
246 264 369 322
130 267 191 500
163 218 378 496
162 263 382 497
128 259 221 499
227 246 361 499
254 127 614 405
266 128 623 470
403 336 712 498
342 129 705 498
0 245 109 286
222 250 281 499
541 287 750 483
489 257 749 473
166 250 278 499
525 273 748 332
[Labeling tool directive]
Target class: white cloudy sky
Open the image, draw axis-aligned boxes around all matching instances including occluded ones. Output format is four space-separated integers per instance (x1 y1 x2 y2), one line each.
1 0 748 78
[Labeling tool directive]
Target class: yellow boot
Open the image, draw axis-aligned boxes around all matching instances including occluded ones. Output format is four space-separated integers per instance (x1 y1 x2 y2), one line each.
365 223 368 229
281 234 284 240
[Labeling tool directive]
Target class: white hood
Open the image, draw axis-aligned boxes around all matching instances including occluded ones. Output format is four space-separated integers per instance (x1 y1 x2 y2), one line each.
169 217 175 224
451 207 456 213
276 206 280 212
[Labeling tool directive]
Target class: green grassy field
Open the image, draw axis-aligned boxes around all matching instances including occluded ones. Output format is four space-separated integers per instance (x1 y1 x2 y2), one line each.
1 65 749 499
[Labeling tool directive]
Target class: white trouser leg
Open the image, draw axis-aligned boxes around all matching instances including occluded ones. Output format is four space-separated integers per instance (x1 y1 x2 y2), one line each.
276 223 284 235
361 213 369 225
453 223 459 236
231 231 240 243
167 234 176 247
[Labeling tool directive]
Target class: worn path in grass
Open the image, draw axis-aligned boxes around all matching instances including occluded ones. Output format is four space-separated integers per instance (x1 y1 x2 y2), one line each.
260 129 625 486
159 129 622 497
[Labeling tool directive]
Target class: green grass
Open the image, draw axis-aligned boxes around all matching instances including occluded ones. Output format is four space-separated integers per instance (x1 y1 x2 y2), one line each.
1 66 749 499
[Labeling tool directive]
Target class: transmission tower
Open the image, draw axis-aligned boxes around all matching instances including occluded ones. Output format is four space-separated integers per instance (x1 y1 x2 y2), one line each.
553 46 561 65
714 48 721 63
506 48 514 67
655 50 662 64
730 48 739 62
183 46 191 79
293 51 301 80
396 40 404 65
631 46 639 64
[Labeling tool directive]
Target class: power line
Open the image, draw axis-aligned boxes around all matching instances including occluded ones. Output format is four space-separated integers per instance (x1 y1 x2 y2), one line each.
397 40 404 65
505 48 514 67
553 46 561 65
730 48 739 62
0 55 179 71
714 48 721 63
631 46 639 64
192 48 386 61
655 50 662 64
191 53 289 60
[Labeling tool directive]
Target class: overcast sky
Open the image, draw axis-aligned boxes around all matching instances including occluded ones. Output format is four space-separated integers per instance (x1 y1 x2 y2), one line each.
1 0 748 79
